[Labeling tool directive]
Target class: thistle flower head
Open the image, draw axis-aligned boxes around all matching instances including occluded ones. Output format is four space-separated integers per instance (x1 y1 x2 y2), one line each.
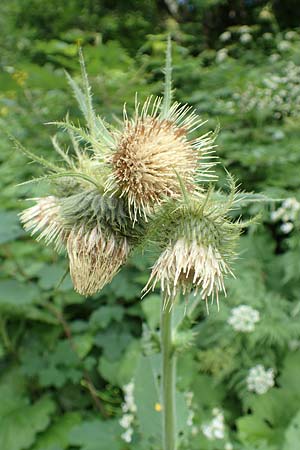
105 96 216 221
19 196 67 252
67 225 129 296
20 191 137 296
143 183 241 309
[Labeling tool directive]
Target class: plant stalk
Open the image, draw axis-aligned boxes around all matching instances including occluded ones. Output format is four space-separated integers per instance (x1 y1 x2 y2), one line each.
161 301 177 450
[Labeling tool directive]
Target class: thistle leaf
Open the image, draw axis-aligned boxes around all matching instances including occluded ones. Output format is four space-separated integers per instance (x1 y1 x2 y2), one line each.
51 135 73 166
11 136 61 172
18 171 101 189
48 120 109 156
65 49 115 148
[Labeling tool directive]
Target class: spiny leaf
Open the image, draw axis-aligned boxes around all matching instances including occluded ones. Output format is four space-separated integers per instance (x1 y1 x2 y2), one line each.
65 49 115 148
48 120 109 156
51 135 73 166
11 135 61 172
18 171 101 189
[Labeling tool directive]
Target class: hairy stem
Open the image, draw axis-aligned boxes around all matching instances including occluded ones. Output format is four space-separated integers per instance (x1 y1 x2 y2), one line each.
161 301 177 450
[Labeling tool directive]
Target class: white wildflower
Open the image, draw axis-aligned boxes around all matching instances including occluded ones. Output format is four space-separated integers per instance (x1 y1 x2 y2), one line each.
240 33 252 44
289 339 300 351
282 198 300 211
121 427 134 443
278 40 290 51
120 381 137 442
270 208 284 222
119 413 134 429
191 426 199 436
225 443 233 450
263 32 273 41
280 222 294 234
272 130 285 140
271 198 300 227
220 31 231 42
187 410 195 427
228 305 260 332
247 365 275 394
202 408 225 440
239 25 251 34
285 31 297 40
216 48 228 63
269 53 280 63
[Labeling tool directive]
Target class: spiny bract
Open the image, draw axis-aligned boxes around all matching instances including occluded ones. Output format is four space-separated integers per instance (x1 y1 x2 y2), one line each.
143 182 242 309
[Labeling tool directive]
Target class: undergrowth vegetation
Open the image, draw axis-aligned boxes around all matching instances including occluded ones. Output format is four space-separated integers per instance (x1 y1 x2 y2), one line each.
1 1 300 449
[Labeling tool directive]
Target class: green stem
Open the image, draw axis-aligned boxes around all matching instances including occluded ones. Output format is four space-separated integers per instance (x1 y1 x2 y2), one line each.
0 316 12 351
161 301 177 450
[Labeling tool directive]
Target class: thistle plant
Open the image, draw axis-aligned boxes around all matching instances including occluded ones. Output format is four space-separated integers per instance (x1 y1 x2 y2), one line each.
18 39 243 450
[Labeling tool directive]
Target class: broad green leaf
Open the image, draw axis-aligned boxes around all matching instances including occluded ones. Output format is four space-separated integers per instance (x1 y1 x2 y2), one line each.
98 339 141 387
94 327 133 361
134 355 161 443
0 210 25 244
0 370 55 450
237 415 282 446
69 419 122 450
37 264 72 291
141 294 161 330
73 334 93 359
32 412 81 450
89 305 124 330
0 279 40 314
283 410 300 450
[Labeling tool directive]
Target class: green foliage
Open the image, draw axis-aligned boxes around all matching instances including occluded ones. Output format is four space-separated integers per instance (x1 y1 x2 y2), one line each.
69 419 122 450
0 370 55 450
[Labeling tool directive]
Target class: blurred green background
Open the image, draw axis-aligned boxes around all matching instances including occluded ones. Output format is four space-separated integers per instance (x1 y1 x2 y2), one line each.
1 1 300 449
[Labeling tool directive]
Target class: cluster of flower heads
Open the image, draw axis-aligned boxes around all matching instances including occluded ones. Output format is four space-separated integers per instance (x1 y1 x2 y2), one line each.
19 42 241 307
246 365 275 395
184 391 198 437
215 59 300 121
271 197 300 234
201 408 225 440
236 62 300 120
119 381 137 443
228 305 260 333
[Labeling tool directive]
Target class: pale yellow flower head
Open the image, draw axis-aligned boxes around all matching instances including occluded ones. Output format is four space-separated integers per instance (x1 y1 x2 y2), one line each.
105 97 216 222
143 186 241 309
19 196 67 253
67 225 130 296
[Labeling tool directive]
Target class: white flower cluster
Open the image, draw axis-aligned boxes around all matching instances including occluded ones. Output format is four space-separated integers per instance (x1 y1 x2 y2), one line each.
289 339 300 351
246 365 275 395
216 48 228 63
201 408 225 440
120 381 137 443
219 31 231 42
285 31 297 40
222 62 300 120
184 391 199 436
271 197 300 234
277 40 291 52
225 443 233 450
228 305 260 333
240 33 252 44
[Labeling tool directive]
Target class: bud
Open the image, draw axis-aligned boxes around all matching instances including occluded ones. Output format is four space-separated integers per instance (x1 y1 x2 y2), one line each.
19 196 67 252
67 225 129 296
143 187 241 309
